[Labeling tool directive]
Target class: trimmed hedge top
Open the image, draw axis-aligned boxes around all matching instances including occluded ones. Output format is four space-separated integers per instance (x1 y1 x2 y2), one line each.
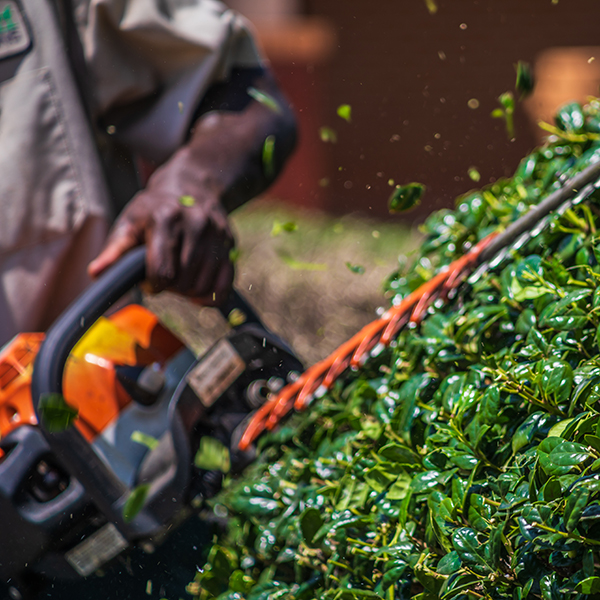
190 99 600 600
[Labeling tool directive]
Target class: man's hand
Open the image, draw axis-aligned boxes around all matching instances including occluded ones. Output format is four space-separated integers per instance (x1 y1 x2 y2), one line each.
88 180 234 305
87 69 296 303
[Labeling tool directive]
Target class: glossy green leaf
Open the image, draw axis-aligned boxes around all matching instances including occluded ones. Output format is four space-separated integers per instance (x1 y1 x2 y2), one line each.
564 486 590 532
452 528 490 571
548 441 590 471
540 360 573 404
300 507 324 545
436 551 461 575
575 576 600 595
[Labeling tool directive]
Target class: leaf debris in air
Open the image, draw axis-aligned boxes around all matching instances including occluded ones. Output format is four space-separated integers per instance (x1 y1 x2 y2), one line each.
319 126 337 143
277 250 327 271
388 182 425 213
247 87 282 113
337 104 352 122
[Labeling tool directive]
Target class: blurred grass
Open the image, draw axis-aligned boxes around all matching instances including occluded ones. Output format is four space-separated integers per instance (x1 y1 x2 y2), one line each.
147 201 421 365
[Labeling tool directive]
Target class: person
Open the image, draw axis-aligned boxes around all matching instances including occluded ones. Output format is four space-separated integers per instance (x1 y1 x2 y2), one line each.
0 0 296 597
0 0 297 346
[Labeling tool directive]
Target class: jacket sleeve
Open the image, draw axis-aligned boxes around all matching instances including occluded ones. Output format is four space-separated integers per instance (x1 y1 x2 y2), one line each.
77 0 265 162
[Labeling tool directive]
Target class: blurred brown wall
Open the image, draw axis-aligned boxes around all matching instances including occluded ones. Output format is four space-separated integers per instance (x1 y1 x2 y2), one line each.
254 0 600 221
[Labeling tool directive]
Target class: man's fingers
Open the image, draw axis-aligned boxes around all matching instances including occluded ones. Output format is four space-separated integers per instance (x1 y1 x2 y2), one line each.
146 213 181 291
88 226 139 278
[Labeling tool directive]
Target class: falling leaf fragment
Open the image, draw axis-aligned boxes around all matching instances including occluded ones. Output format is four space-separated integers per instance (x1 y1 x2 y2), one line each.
194 437 231 473
337 104 352 122
271 219 298 237
228 308 247 327
38 393 78 432
468 167 481 182
423 0 437 14
346 262 365 274
515 60 535 99
247 87 282 113
491 92 515 139
278 251 327 271
319 126 337 143
179 195 196 207
388 182 425 213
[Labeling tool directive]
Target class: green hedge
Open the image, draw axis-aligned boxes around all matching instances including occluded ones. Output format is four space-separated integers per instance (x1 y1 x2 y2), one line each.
189 99 600 600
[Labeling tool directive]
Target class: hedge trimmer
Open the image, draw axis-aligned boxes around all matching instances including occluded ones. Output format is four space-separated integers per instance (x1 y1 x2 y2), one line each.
0 248 302 597
3 153 600 599
238 158 600 450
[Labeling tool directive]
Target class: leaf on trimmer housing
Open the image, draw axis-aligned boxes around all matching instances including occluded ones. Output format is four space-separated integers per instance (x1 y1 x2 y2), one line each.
247 87 282 113
262 135 276 179
194 437 231 473
337 104 352 122
38 393 78 432
123 483 150 522
388 182 425 213
130 430 160 451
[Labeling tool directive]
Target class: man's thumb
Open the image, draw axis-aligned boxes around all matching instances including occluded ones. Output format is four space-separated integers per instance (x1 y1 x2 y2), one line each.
88 229 139 278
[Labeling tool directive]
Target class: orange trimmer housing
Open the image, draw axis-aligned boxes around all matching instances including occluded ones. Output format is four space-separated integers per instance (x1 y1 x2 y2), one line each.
0 305 182 445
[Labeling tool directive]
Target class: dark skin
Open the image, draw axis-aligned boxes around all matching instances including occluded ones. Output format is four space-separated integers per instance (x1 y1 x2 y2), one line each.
87 69 297 304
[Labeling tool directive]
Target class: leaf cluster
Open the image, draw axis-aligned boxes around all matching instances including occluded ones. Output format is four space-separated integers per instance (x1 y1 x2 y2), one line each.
191 99 600 600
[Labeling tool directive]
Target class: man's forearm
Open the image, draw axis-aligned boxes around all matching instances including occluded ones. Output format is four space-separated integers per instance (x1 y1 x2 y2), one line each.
147 71 298 214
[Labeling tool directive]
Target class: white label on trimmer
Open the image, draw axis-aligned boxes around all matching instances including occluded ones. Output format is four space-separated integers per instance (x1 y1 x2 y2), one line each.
65 523 128 577
186 339 245 407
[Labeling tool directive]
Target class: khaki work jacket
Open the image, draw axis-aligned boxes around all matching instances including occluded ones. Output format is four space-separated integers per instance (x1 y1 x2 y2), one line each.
0 0 261 344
